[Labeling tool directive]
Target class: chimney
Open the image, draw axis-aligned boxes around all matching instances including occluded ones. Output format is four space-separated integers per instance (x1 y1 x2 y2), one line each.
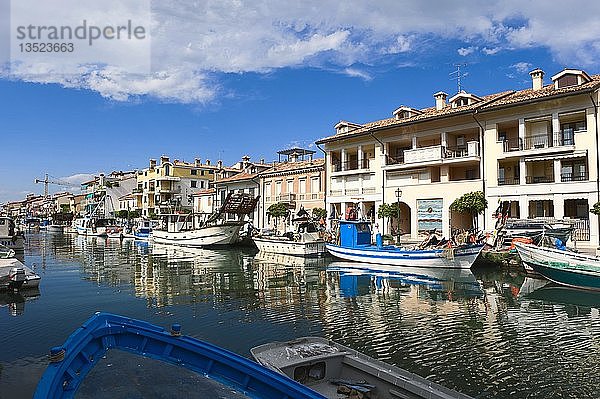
205 159 211 165
194 158 201 167
160 155 169 165
434 91 448 111
529 68 544 91
217 160 223 169
241 155 251 169
260 158 265 164
149 159 157 169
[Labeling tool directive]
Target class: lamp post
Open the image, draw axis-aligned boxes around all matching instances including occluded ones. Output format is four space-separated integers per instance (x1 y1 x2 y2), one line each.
395 188 402 245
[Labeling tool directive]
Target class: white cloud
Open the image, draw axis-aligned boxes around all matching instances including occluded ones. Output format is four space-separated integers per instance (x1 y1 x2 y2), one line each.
458 46 477 56
511 62 533 74
58 173 97 186
4 0 600 103
343 68 373 81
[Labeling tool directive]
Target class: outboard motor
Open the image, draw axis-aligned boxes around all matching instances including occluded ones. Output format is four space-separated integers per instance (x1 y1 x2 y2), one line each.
9 267 26 289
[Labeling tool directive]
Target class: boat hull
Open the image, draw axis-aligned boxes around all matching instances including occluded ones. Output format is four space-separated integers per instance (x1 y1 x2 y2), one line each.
253 237 326 257
0 236 24 252
515 243 600 291
326 243 483 269
152 223 243 247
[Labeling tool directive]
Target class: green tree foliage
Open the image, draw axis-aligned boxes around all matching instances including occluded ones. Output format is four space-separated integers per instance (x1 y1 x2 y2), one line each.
60 204 71 213
449 191 487 230
591 202 600 216
378 203 401 235
267 202 289 228
312 208 327 219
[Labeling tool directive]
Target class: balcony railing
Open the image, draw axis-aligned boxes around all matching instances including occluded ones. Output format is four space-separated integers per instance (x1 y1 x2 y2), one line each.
498 177 520 185
561 173 588 182
502 138 522 152
329 189 343 196
332 158 370 172
386 153 405 165
276 193 296 202
502 131 575 152
526 175 554 184
387 142 479 165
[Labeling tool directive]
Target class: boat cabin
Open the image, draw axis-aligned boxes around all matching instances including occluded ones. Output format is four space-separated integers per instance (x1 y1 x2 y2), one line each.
0 217 16 237
339 220 372 248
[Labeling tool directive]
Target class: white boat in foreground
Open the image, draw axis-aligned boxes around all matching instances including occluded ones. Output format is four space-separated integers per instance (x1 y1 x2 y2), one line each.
326 220 483 269
251 337 473 399
0 246 40 290
253 218 326 257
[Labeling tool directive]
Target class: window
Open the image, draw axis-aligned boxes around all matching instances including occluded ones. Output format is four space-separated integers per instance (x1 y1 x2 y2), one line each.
275 181 282 195
191 181 197 188
311 177 320 193
200 181 205 189
299 178 306 194
264 183 271 196
191 169 197 175
465 169 476 180
286 180 294 194
164 165 170 176
557 74 578 88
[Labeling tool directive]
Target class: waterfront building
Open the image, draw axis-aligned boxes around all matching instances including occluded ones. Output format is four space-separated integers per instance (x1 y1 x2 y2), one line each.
81 171 137 217
317 67 600 247
259 149 325 230
135 156 216 217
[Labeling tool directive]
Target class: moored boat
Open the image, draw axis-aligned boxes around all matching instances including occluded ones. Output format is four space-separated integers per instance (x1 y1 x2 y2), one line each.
74 217 120 237
514 242 600 291
253 218 326 257
0 245 41 290
0 216 25 252
122 218 156 240
34 312 322 399
327 220 483 269
251 337 473 399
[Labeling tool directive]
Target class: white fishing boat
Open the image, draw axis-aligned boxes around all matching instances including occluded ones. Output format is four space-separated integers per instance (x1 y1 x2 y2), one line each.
0 217 25 252
74 217 121 237
152 192 259 248
0 245 40 290
122 219 156 240
253 218 326 257
326 220 483 269
251 337 473 399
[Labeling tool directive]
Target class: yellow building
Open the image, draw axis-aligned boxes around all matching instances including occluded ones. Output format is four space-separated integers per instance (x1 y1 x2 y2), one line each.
317 67 600 246
135 156 218 217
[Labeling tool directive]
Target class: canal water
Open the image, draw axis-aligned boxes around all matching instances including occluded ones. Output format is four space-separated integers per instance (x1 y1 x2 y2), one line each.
1 232 600 398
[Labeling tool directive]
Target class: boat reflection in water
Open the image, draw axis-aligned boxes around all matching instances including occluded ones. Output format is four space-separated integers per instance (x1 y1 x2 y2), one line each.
253 251 329 268
327 262 483 299
520 277 600 308
0 288 40 316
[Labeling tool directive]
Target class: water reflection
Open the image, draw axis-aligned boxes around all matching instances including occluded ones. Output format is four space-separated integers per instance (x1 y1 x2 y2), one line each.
0 288 40 316
327 262 483 299
4 232 600 399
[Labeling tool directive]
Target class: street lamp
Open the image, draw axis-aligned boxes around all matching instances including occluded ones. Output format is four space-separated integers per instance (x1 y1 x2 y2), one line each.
395 188 402 245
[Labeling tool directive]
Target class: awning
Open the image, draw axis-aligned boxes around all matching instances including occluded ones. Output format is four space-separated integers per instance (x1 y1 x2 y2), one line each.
524 150 587 162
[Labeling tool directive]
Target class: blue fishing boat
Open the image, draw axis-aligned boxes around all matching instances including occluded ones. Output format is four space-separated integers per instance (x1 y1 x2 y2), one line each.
326 220 483 269
34 312 324 399
514 242 600 291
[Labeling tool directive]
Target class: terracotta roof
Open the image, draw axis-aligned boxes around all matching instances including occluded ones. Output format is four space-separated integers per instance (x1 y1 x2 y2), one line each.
191 188 216 196
317 74 600 144
260 158 324 176
216 171 262 183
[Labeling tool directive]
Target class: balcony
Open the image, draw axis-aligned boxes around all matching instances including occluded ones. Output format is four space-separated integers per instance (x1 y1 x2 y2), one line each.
332 158 370 172
561 172 588 182
158 186 181 194
329 189 343 196
503 132 575 152
526 175 554 184
404 145 443 164
276 193 296 202
498 177 520 186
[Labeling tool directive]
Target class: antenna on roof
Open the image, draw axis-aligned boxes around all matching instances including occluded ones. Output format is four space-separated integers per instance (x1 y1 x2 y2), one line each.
450 63 468 93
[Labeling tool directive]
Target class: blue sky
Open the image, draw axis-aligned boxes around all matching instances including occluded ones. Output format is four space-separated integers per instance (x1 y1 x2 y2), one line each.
1 0 600 202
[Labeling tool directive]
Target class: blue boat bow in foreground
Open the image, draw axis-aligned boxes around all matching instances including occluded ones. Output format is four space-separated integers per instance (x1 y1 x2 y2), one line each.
34 312 324 399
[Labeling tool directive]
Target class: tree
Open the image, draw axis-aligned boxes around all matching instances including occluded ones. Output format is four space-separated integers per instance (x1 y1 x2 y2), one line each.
312 208 327 220
591 202 600 216
60 204 71 213
449 191 487 231
378 203 401 235
267 202 289 229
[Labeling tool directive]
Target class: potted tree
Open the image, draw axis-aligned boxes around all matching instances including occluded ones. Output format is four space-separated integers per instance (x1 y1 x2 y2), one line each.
449 191 487 232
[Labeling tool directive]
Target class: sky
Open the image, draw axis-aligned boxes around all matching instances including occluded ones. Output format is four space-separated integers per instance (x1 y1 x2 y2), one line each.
1 0 600 202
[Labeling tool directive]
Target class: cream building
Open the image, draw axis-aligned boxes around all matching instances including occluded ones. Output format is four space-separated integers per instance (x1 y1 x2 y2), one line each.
317 67 600 247
135 156 217 217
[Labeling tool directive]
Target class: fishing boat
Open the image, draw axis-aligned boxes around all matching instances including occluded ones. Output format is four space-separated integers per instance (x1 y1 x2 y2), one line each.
34 312 323 399
251 337 473 399
326 220 483 269
0 216 25 252
0 245 41 290
514 242 600 291
152 192 259 248
74 217 121 237
253 217 326 257
122 218 156 240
